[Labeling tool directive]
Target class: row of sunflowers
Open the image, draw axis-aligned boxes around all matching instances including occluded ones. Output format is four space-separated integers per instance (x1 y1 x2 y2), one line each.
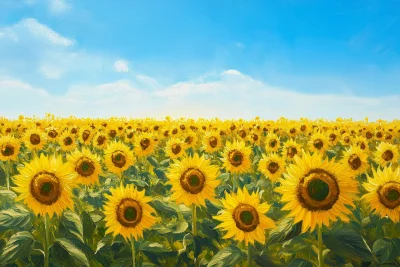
0 115 399 267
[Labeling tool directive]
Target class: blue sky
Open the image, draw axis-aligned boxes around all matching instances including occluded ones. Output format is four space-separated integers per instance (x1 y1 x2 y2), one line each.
0 0 399 119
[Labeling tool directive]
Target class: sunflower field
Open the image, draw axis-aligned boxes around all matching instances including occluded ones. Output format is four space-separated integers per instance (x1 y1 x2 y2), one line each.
0 114 400 267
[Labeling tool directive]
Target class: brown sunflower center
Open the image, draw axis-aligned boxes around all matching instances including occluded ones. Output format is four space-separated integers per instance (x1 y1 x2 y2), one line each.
140 138 150 150
297 169 339 211
313 139 324 150
63 137 73 146
185 136 193 145
1 144 15 156
179 168 206 194
209 136 218 148
377 132 383 138
382 150 394 161
348 154 361 170
30 172 61 205
378 182 400 209
301 125 307 131
111 151 127 168
287 146 298 158
366 132 373 139
239 130 246 138
116 198 143 227
30 134 41 145
290 128 296 134
82 130 90 141
109 130 116 138
357 141 366 150
48 130 58 138
232 204 259 232
97 135 106 145
75 157 95 177
269 139 277 148
267 162 279 174
344 136 350 143
228 150 244 167
71 128 77 134
171 144 182 155
385 133 392 140
251 134 259 141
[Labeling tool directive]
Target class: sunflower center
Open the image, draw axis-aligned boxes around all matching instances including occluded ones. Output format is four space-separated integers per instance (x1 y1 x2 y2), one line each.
76 158 95 177
385 133 393 140
116 198 143 227
185 136 193 144
378 182 400 209
290 128 296 134
297 169 339 211
358 142 366 150
71 128 77 134
111 151 127 168
287 147 298 158
366 132 373 139
382 150 394 161
251 134 258 141
109 130 116 138
313 139 323 149
267 162 279 174
140 138 150 149
377 132 383 138
301 125 307 131
1 144 15 156
97 136 106 145
48 130 58 138
228 150 244 167
63 137 73 146
30 172 61 205
348 154 362 170
239 130 246 138
180 168 206 194
82 130 90 141
209 137 218 148
30 134 41 145
172 144 181 155
344 137 350 143
269 140 277 148
329 134 337 142
232 204 259 232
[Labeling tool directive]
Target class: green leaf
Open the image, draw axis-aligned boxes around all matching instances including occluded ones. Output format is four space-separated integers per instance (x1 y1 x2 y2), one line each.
50 238 90 267
0 205 34 231
207 246 245 267
267 217 302 245
323 228 375 262
372 238 397 264
147 156 159 167
201 219 220 240
151 199 179 217
59 211 84 242
288 258 313 267
81 211 95 240
218 173 230 182
166 220 188 234
0 231 35 265
139 241 171 253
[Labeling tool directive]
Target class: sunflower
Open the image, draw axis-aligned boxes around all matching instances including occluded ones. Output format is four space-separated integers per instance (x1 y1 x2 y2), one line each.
13 154 76 216
22 128 46 151
258 153 285 182
341 133 353 146
103 184 157 240
264 133 280 153
341 146 369 177
105 141 135 175
213 187 276 245
92 131 109 149
362 166 400 222
202 131 223 153
134 133 157 158
353 136 370 152
166 153 220 207
0 135 21 161
282 139 302 162
165 138 186 160
374 142 399 167
78 127 94 146
182 131 198 150
275 151 358 233
46 126 59 142
308 131 330 154
247 131 261 146
59 131 77 152
221 140 252 174
67 148 102 185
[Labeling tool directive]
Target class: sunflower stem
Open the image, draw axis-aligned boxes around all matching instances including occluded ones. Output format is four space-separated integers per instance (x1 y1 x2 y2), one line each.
192 204 199 267
5 160 10 191
317 226 324 267
44 214 51 267
247 244 252 267
130 237 136 267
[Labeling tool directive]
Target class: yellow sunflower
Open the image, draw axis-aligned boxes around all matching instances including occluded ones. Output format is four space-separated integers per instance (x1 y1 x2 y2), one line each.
182 131 198 150
22 128 46 151
202 131 223 153
353 136 370 152
264 133 281 153
282 139 302 162
133 133 157 158
258 153 286 182
67 148 102 185
58 131 77 152
341 146 369 177
275 151 358 233
362 166 400 222
166 153 220 207
221 140 252 174
308 130 330 154
103 184 157 240
374 142 399 167
13 154 76 216
92 131 109 149
213 187 276 246
165 137 186 160
46 126 59 142
105 141 135 176
78 127 94 146
0 135 21 161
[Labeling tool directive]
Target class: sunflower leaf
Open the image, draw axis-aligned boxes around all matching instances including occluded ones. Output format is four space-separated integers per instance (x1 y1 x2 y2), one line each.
207 246 245 267
0 204 34 231
0 231 35 265
59 211 84 243
50 238 90 267
288 258 313 267
81 211 96 240
372 238 397 264
267 217 302 245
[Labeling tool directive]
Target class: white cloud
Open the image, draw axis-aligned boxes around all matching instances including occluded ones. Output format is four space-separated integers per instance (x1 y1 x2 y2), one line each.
48 0 71 14
1 70 400 120
114 60 129 72
39 64 63 79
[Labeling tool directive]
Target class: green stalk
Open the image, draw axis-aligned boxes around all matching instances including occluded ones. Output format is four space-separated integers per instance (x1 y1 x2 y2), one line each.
317 226 324 267
192 204 199 267
44 214 51 267
5 160 10 190
130 237 136 267
247 244 252 267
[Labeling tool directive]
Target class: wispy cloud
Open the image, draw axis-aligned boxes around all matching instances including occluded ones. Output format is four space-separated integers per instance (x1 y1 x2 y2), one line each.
114 60 129 73
47 0 71 14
